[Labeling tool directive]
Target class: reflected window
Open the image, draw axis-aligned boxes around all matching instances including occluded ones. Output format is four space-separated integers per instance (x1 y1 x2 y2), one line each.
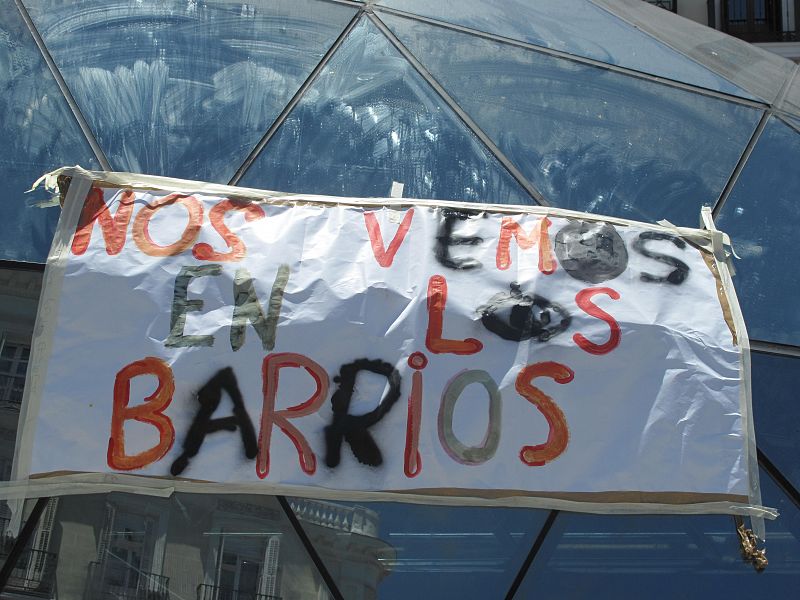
723 1 784 42
88 500 169 600
0 339 30 410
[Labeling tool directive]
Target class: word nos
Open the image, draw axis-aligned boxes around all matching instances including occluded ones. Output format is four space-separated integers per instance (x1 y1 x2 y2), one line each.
76 189 693 479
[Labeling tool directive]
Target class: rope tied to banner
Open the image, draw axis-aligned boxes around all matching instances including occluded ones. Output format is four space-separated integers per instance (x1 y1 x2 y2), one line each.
735 516 768 572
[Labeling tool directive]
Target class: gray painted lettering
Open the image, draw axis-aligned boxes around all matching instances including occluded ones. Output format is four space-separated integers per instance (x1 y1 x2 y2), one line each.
438 370 501 465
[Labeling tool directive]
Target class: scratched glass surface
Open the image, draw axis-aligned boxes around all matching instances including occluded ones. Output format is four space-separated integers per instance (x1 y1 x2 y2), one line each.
514 468 800 598
381 13 762 226
590 0 794 105
289 497 549 599
239 18 533 204
752 351 800 492
780 71 800 119
22 0 357 183
377 0 754 99
0 1 99 263
716 117 800 345
13 493 329 599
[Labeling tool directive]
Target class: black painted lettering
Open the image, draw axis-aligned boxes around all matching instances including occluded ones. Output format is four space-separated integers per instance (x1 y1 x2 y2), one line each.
324 359 402 468
434 209 483 270
632 232 690 285
479 283 571 342
554 221 628 284
170 367 257 476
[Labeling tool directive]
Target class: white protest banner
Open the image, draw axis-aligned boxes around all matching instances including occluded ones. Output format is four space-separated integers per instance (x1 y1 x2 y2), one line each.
10 168 775 520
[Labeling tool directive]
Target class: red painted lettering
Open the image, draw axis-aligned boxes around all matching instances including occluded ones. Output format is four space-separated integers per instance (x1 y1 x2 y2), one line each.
257 353 329 478
72 188 135 256
364 208 414 267
132 193 203 257
425 275 483 355
193 198 265 262
516 361 574 467
573 287 621 355
404 352 427 478
496 216 556 273
107 357 175 471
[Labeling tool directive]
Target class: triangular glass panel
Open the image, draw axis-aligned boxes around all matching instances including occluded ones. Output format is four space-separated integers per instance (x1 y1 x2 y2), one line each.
752 351 800 492
376 0 753 99
716 117 800 345
239 18 533 204
0 1 99 263
514 468 800 598
591 0 794 105
383 12 762 225
287 497 550 599
22 0 357 183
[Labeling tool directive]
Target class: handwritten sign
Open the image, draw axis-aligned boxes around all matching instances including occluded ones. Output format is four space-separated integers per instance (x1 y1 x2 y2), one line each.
15 170 769 517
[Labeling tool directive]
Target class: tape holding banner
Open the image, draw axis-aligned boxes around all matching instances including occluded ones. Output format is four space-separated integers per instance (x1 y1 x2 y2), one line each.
5 167 777 523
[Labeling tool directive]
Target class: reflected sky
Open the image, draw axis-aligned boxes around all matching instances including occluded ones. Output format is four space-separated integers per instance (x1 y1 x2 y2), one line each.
23 0 357 183
383 12 762 226
379 0 754 99
241 18 533 204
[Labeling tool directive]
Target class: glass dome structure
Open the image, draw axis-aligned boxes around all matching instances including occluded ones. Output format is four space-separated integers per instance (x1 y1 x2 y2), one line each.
1 0 799 598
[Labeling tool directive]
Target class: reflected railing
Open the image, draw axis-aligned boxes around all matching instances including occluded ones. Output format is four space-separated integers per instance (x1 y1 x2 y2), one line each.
195 584 280 600
0 548 57 597
84 561 169 600
289 498 379 537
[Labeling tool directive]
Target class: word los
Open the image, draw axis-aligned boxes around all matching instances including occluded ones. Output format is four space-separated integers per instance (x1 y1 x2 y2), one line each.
108 354 574 479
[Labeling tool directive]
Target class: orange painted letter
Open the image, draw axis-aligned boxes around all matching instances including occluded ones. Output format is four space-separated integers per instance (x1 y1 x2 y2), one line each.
193 198 265 262
257 353 329 479
72 188 135 255
425 275 483 355
132 193 203 257
496 216 556 273
364 208 414 267
516 361 574 466
108 357 175 471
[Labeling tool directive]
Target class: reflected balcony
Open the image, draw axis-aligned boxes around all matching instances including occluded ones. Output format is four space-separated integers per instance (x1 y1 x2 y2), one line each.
289 498 379 537
0 549 57 598
195 584 280 600
84 561 169 600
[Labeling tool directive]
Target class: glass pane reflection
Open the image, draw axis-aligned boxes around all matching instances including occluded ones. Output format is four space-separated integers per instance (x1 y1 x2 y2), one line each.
514 468 800 598
23 0 357 183
0 1 99 263
382 13 761 225
3 493 333 600
752 351 800 491
289 497 549 599
240 18 533 204
716 117 800 345
378 0 753 99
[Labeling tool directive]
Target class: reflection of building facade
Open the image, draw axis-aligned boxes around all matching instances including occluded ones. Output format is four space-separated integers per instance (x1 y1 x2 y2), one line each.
5 491 392 600
653 0 800 58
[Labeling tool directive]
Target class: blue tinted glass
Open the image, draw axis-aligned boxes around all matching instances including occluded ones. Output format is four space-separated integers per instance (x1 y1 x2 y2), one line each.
239 18 532 204
717 117 800 344
752 351 800 490
377 0 753 99
289 497 549 599
383 13 761 225
23 0 357 183
514 468 800 597
0 2 99 263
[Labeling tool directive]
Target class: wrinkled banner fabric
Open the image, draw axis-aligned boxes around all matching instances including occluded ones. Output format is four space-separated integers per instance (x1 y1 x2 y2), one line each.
9 168 775 523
